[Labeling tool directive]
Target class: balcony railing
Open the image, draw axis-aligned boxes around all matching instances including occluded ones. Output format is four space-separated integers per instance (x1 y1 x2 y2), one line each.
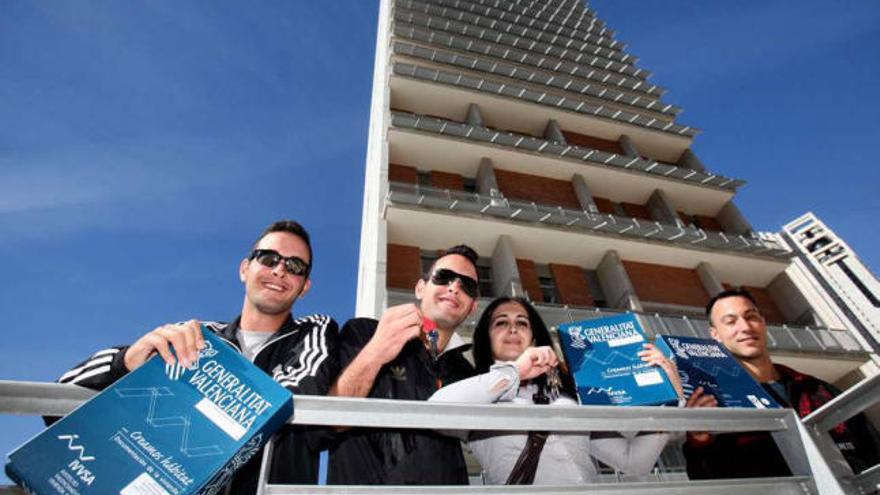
451 0 615 41
415 0 623 52
392 10 648 80
386 182 786 258
0 380 832 494
389 112 734 189
387 290 866 357
393 22 661 98
8 374 880 493
396 0 633 66
391 60 695 140
392 41 679 119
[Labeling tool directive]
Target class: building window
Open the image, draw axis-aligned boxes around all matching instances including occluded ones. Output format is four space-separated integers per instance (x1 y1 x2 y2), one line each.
462 177 477 193
837 261 880 307
417 171 431 188
535 264 560 304
584 270 607 308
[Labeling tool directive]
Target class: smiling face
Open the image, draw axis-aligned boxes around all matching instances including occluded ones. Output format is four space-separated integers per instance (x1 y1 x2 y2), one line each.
709 295 768 362
239 231 311 316
414 253 478 331
488 301 534 362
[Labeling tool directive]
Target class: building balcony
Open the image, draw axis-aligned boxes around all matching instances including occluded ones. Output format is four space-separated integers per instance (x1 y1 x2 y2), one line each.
415 0 623 52
386 289 869 382
393 8 649 84
392 41 679 120
395 0 633 66
390 111 736 191
500 0 613 39
393 22 661 99
387 181 788 258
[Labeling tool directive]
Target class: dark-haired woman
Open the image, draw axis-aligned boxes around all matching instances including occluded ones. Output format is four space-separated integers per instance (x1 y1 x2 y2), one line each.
429 297 683 485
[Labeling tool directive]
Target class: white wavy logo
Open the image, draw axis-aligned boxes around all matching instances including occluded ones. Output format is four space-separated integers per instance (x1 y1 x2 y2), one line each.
57 434 95 462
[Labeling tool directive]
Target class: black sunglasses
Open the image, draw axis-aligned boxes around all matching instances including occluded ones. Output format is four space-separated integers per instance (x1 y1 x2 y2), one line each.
430 268 479 298
249 249 311 276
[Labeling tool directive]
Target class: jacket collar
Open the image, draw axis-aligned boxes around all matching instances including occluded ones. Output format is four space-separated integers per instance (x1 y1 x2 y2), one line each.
217 313 296 346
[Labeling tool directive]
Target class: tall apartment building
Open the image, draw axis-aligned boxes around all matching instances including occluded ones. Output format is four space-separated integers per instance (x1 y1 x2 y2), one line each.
782 213 880 355
355 0 876 475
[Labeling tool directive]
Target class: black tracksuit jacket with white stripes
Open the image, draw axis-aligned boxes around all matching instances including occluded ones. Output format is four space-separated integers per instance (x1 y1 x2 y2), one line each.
56 313 340 495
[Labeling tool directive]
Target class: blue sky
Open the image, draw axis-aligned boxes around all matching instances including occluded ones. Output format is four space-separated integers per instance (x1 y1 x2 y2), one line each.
2 0 879 478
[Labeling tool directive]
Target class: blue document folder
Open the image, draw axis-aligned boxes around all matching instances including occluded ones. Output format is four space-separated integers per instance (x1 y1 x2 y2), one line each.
558 313 679 406
6 329 294 495
654 334 779 408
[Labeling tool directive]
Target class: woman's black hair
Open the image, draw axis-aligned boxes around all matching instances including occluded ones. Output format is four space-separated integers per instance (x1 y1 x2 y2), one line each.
472 297 577 399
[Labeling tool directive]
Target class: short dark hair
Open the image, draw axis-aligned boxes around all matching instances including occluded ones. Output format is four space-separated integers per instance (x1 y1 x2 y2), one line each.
252 220 313 275
706 288 759 320
425 244 480 280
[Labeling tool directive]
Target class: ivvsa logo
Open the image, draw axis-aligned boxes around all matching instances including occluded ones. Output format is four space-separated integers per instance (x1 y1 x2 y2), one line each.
57 434 96 486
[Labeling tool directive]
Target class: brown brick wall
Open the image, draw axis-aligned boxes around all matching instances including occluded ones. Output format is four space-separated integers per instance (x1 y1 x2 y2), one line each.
389 163 417 184
744 286 786 324
623 260 710 308
516 258 543 303
677 211 692 227
695 214 723 232
621 202 653 221
549 264 594 306
387 243 422 290
429 171 464 191
593 196 616 215
495 169 580 209
561 130 625 154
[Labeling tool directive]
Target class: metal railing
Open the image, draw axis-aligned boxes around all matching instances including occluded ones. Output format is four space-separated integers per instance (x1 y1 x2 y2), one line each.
386 290 867 357
0 381 818 494
387 182 787 258
804 373 880 494
5 374 880 493
388 111 735 189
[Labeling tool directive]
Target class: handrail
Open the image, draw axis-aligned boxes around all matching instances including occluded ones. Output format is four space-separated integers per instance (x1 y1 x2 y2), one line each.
1 380 821 494
0 381 792 434
802 373 880 493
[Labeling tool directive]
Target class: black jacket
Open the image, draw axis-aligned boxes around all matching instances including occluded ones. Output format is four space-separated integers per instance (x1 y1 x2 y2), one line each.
684 364 880 479
328 317 475 485
56 313 340 495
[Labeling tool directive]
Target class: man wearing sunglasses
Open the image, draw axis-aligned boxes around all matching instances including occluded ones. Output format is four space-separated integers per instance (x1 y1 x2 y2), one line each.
328 245 480 485
54 220 340 494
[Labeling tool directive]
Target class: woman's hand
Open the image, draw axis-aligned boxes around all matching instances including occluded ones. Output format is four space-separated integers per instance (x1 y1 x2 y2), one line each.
638 343 684 400
514 346 559 380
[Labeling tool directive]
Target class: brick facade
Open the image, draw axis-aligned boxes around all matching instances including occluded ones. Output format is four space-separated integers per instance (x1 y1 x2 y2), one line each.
621 202 653 221
592 196 616 215
429 171 464 191
495 168 580 209
623 260 710 308
694 214 723 232
561 130 625 154
744 286 786 324
549 263 594 306
713 283 786 324
389 163 417 184
387 243 422 289
516 258 543 303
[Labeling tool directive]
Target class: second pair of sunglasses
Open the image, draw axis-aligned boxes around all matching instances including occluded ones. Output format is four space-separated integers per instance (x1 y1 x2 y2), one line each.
250 249 311 276
430 268 479 298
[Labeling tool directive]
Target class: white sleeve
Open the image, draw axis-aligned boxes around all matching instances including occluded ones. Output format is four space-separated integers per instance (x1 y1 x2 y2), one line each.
589 432 670 475
429 362 521 404
428 363 520 440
